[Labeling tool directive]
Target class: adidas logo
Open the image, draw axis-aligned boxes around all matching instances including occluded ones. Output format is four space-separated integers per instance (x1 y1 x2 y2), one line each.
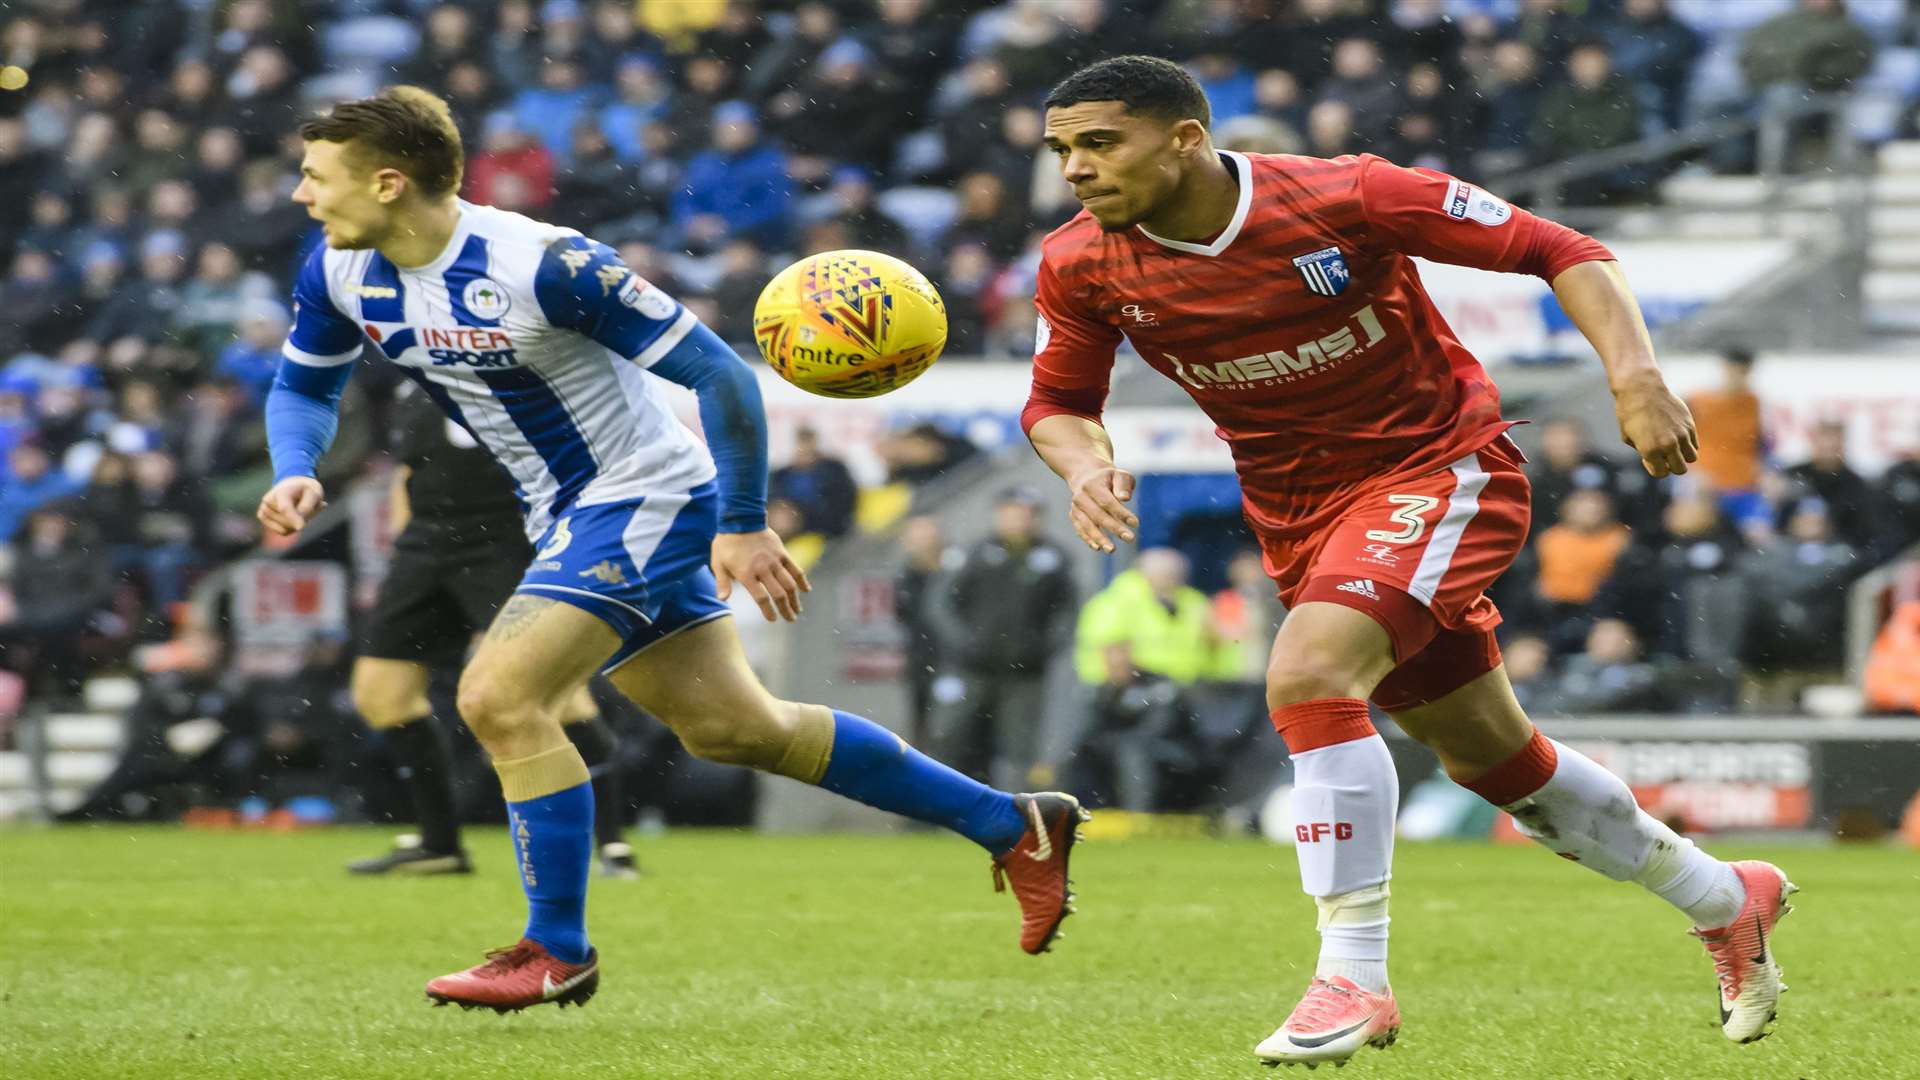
1335 579 1380 601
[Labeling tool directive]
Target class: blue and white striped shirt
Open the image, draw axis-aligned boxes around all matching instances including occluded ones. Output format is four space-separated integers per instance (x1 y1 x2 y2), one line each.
280 201 723 541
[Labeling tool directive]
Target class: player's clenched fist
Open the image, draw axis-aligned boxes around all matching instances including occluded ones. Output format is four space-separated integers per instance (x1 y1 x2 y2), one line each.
1068 465 1138 553
257 476 325 537
1612 373 1699 479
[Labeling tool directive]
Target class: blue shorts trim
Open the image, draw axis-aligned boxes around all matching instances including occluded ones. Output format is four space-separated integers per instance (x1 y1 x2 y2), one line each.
598 568 731 673
515 482 726 672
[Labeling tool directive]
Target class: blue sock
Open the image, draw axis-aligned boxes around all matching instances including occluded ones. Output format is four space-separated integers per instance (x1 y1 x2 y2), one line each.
817 710 1025 853
506 782 594 964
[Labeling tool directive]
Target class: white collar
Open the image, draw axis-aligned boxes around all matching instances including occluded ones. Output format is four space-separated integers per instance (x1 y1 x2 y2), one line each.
1135 150 1252 258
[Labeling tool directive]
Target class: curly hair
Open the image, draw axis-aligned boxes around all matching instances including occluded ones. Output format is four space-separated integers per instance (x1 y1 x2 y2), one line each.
1043 55 1211 130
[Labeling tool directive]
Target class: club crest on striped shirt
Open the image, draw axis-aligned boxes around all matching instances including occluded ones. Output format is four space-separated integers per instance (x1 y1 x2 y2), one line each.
1291 246 1350 298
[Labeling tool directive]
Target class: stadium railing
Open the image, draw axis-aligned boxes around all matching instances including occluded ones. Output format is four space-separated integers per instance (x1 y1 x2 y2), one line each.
1494 93 1871 352
1496 93 1867 234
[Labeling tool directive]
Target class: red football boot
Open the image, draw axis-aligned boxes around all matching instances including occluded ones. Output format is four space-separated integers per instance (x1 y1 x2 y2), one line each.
425 939 599 1013
991 792 1091 955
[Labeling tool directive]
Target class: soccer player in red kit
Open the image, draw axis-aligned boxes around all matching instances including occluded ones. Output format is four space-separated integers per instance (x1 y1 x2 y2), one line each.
1024 57 1798 1068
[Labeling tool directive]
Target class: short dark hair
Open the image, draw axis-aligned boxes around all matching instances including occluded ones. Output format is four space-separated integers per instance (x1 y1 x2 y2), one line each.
1044 55 1211 130
299 86 464 199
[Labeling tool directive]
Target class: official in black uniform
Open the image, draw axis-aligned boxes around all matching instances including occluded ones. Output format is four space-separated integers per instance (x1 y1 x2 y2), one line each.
347 383 638 877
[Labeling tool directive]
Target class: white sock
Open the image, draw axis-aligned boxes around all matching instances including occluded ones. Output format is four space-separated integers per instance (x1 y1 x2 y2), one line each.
1314 885 1390 993
1289 733 1398 896
1503 739 1747 926
1635 834 1748 929
1290 733 1397 993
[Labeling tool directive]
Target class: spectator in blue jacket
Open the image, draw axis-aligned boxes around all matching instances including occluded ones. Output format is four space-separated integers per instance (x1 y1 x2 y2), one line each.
599 53 673 164
0 373 41 468
510 56 603 164
214 299 291 407
672 101 793 250
0 441 87 542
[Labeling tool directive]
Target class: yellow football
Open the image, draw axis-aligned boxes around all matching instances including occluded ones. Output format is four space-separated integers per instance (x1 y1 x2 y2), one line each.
751 249 947 398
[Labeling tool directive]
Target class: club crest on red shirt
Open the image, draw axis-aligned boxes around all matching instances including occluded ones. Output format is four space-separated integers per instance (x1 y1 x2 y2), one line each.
1291 246 1350 298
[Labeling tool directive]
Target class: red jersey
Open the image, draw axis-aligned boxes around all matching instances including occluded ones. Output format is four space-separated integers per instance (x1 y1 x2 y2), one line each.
1024 151 1613 541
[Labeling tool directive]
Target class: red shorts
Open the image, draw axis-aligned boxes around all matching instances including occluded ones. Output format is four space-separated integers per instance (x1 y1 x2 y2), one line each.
1257 436 1531 713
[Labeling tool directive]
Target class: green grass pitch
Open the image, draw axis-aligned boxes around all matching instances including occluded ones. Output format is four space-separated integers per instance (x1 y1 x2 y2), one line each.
1 827 1913 1079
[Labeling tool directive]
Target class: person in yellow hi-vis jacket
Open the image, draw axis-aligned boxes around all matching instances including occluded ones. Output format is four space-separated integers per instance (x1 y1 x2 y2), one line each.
1075 548 1221 688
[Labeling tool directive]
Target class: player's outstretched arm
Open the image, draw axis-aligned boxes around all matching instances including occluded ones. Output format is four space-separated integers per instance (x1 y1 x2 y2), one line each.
533 235 806 620
264 245 365 536
1551 260 1699 479
642 321 811 621
260 358 353 537
1023 252 1130 553
1028 413 1137 554
1352 159 1696 478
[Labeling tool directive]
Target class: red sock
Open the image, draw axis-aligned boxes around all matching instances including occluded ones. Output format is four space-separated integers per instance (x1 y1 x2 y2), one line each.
1461 728 1558 807
1270 698 1376 754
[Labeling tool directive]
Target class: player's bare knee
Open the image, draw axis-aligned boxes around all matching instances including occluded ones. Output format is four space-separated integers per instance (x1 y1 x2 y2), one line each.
351 666 423 728
672 701 791 769
1419 722 1532 783
349 676 396 725
1266 650 1371 709
455 674 541 744
674 719 770 767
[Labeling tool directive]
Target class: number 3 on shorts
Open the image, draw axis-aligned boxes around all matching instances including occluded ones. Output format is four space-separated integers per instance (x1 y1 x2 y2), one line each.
1365 494 1442 543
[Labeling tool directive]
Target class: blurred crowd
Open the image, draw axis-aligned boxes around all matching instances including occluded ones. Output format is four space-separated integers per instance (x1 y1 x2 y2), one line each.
1493 352 1920 712
2 0 1918 715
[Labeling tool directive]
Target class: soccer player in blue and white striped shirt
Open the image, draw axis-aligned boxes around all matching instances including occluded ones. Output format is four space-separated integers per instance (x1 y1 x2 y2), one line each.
258 88 1088 1012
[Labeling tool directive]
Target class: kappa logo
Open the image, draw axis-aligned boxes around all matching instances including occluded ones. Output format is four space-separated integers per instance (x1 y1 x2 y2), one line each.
1120 303 1159 326
596 263 628 296
579 559 627 585
1335 578 1380 601
558 248 594 277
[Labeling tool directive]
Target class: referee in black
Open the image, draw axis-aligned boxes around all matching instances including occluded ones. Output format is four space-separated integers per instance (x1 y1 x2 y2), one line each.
347 381 638 878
